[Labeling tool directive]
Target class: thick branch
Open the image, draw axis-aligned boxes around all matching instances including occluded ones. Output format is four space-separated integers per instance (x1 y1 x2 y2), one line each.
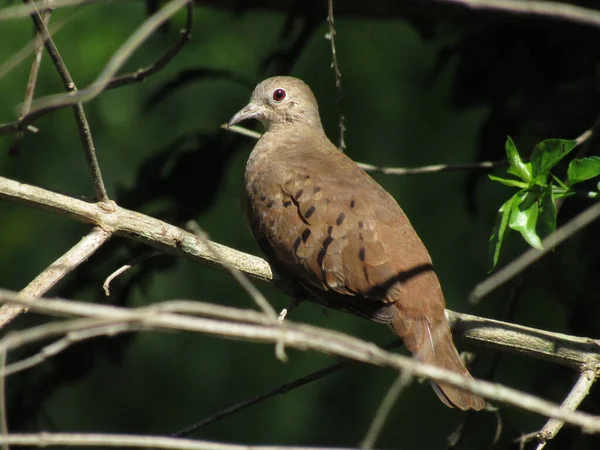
1 291 600 432
1 175 599 372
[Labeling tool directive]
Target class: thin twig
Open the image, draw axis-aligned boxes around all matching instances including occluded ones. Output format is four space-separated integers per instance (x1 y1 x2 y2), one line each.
26 0 190 116
0 0 103 21
0 350 7 450
23 0 109 202
360 371 412 449
224 124 508 174
1 320 144 377
174 358 353 437
470 201 600 303
10 0 53 155
357 160 509 175
0 432 356 450
326 0 345 150
0 2 192 138
105 0 193 90
0 12 73 85
443 0 600 28
185 221 277 321
173 340 402 437
103 251 159 296
1 291 600 432
222 123 262 140
533 369 597 449
185 221 284 360
0 226 111 329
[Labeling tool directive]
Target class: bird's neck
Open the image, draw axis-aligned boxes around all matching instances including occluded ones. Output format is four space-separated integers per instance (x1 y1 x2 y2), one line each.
245 123 332 181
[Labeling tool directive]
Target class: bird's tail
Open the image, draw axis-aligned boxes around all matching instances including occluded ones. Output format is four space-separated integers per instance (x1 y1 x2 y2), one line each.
392 314 486 411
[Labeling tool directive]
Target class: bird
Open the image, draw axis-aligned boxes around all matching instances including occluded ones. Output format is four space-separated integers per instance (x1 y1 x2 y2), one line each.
227 76 485 411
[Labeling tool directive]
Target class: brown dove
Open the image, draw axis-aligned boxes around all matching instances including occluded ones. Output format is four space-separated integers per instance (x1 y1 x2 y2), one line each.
227 76 485 411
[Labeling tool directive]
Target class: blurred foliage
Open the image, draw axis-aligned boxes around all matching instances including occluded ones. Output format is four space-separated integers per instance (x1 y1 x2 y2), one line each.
1 1 600 449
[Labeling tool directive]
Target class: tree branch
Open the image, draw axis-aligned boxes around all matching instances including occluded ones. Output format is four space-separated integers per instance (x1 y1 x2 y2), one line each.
21 0 108 202
470 200 600 303
1 175 599 370
0 432 356 450
1 291 600 432
0 226 111 328
224 124 509 175
532 369 597 449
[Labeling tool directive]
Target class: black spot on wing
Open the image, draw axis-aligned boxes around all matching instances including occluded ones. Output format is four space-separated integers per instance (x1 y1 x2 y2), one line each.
293 236 302 254
301 228 311 243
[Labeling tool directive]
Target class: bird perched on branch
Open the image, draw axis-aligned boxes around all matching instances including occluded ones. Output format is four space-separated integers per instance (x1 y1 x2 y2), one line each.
227 76 485 411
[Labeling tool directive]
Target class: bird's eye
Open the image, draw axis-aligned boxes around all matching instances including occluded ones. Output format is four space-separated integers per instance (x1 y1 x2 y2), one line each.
272 88 286 102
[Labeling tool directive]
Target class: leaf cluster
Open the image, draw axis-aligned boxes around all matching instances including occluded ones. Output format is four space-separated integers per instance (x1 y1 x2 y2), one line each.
489 137 600 268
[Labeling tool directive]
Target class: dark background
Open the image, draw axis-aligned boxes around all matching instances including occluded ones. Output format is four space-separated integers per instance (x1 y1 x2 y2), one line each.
1 1 599 449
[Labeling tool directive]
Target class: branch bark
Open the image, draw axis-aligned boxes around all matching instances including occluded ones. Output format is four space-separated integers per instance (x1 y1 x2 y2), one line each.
1 175 599 371
1 291 600 432
0 226 111 328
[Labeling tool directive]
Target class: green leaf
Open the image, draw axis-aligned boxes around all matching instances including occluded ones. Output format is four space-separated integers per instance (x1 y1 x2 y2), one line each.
530 139 578 181
508 190 543 249
489 196 514 269
505 136 531 182
537 185 557 239
567 156 600 185
488 174 528 189
550 173 570 191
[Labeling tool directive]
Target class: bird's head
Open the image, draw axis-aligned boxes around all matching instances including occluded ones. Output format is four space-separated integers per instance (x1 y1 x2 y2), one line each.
227 76 323 132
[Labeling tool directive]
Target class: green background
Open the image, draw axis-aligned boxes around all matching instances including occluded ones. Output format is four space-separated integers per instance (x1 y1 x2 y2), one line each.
1 2 599 449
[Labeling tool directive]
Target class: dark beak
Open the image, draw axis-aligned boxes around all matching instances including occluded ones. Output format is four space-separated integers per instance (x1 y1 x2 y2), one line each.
227 103 260 128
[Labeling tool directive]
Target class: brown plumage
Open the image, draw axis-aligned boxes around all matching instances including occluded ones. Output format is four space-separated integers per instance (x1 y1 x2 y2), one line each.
227 76 485 411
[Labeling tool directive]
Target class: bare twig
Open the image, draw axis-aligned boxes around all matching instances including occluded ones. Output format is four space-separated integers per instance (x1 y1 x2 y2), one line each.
0 350 7 450
224 124 508 174
0 2 192 138
470 201 600 303
443 0 600 28
103 250 159 296
185 221 277 321
0 0 103 21
26 0 190 116
533 369 597 449
0 432 356 450
357 160 508 175
1 291 600 432
360 371 412 449
10 1 53 155
0 226 111 329
175 357 352 436
326 0 345 150
185 221 284 359
21 1 52 115
21 0 108 202
173 341 401 437
105 0 193 90
1 320 144 377
222 123 262 140
0 12 73 85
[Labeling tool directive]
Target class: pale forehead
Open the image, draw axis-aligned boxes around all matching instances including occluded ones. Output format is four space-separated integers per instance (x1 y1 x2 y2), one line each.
252 76 314 100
